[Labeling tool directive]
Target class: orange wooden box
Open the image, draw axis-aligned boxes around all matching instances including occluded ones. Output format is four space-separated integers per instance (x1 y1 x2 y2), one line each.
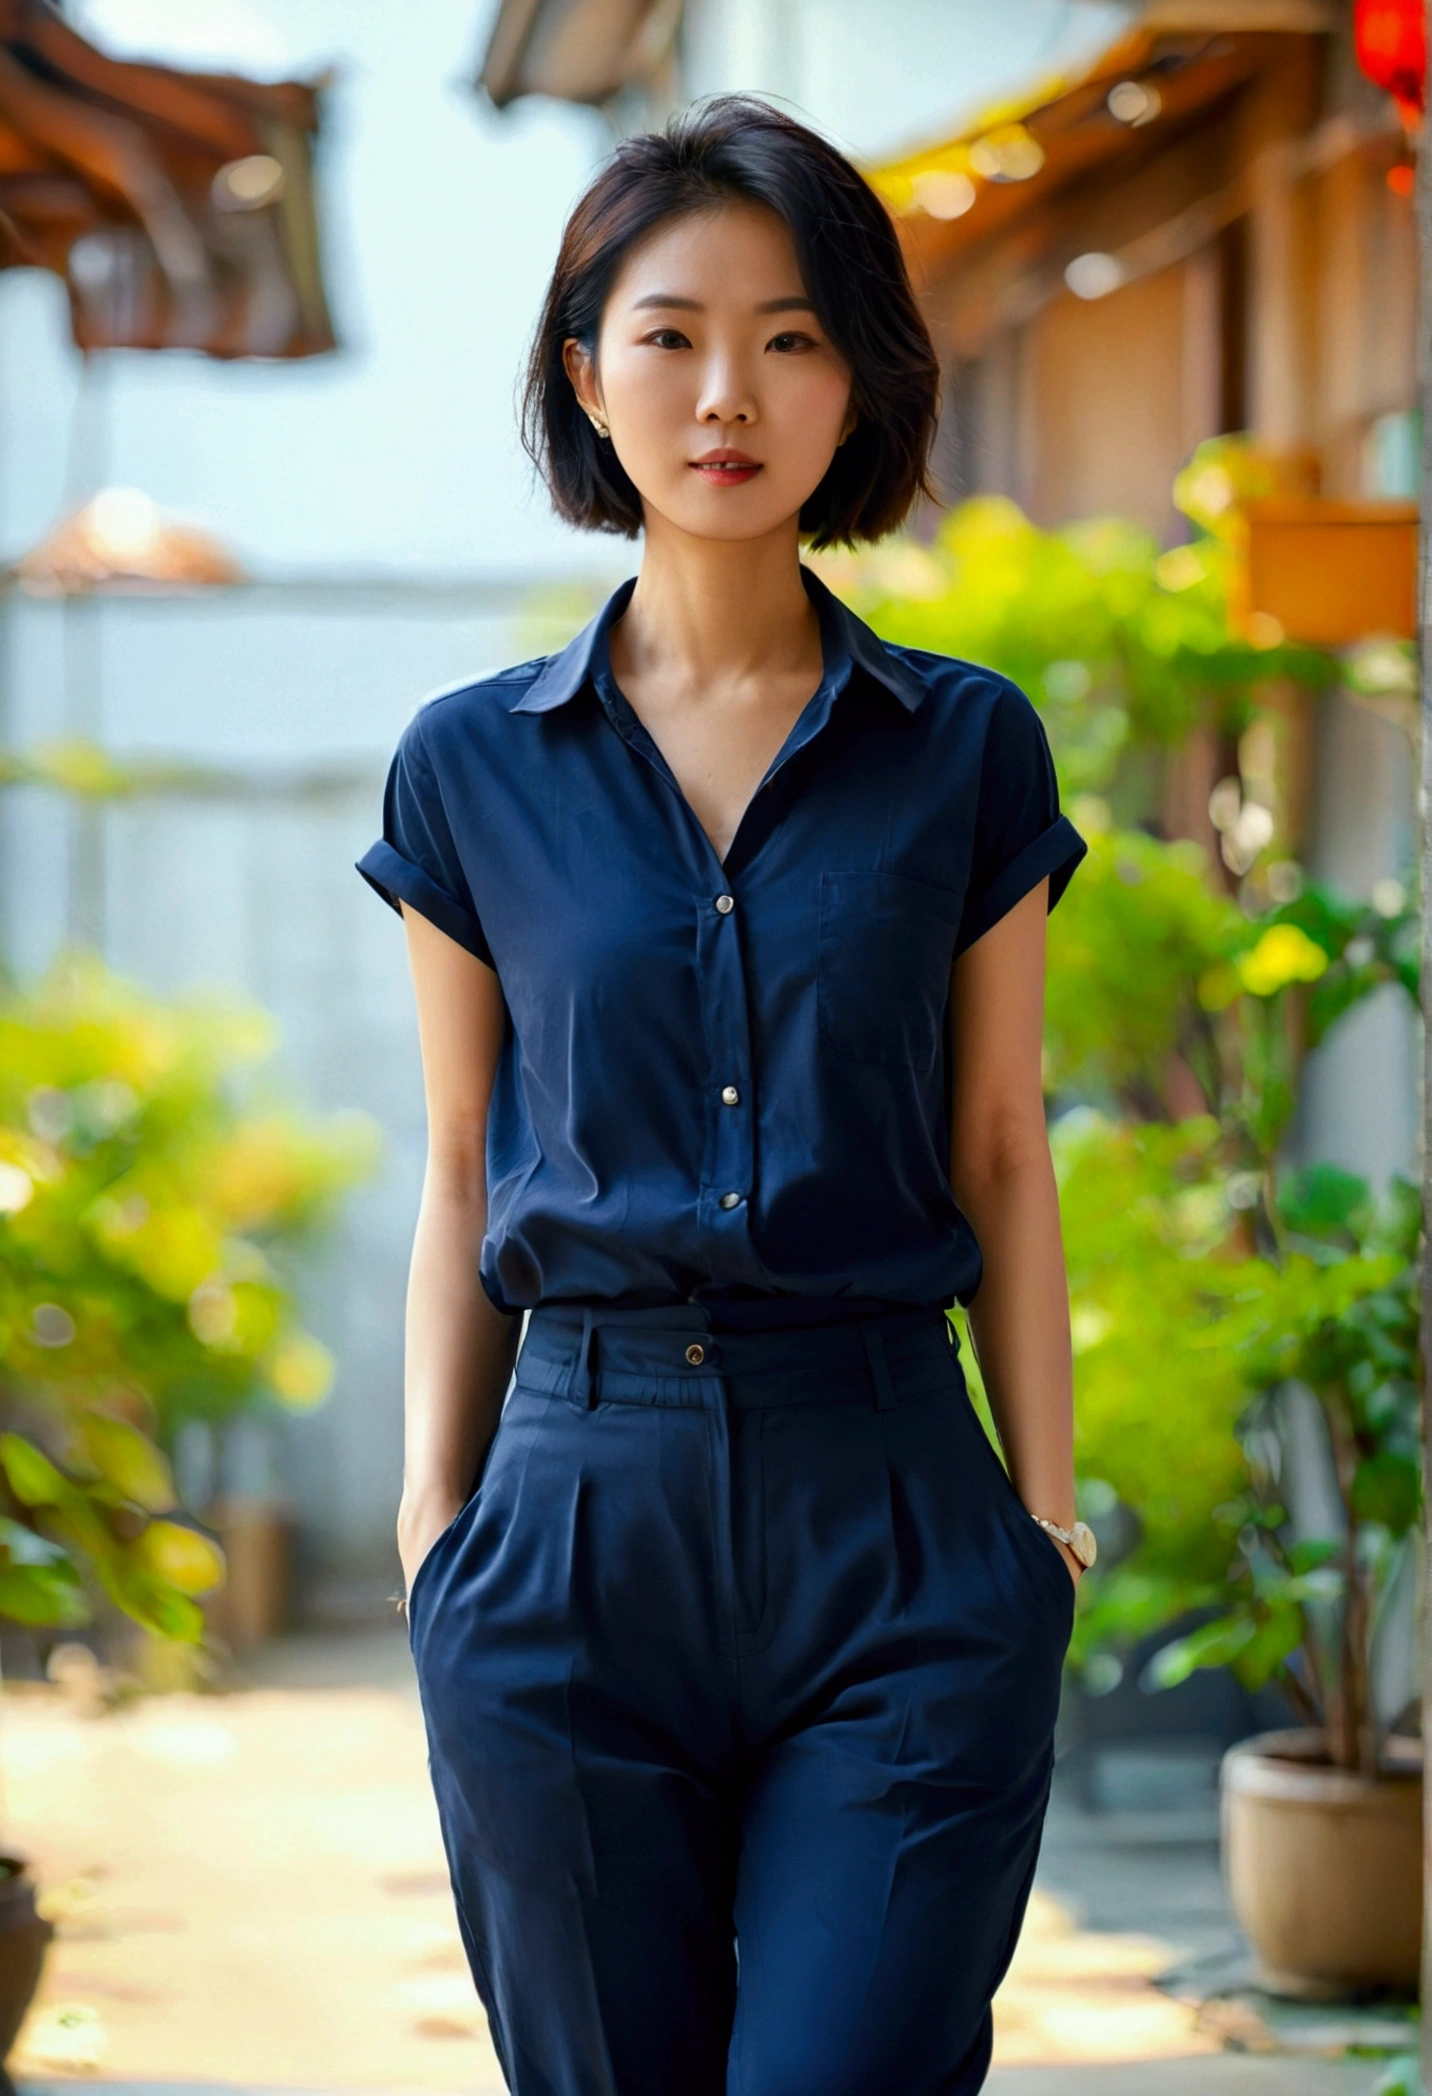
1243 498 1418 644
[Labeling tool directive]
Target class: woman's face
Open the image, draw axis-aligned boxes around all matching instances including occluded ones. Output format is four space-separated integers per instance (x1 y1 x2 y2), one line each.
565 202 855 543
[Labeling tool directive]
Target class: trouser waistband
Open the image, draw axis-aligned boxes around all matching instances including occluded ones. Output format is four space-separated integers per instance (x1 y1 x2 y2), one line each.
517 1302 957 1413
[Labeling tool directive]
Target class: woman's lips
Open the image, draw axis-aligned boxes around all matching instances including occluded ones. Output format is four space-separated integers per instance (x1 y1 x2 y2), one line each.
690 455 762 486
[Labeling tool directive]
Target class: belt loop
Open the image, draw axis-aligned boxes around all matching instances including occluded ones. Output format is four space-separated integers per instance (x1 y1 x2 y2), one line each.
861 1321 899 1411
569 1309 600 1412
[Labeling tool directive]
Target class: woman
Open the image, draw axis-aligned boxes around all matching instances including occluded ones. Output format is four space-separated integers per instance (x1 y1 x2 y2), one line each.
358 94 1092 2096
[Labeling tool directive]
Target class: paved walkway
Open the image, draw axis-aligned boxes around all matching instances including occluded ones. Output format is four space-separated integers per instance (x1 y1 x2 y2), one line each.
0 1626 1405 2095
992 2066 1387 2093
12 2058 1394 2093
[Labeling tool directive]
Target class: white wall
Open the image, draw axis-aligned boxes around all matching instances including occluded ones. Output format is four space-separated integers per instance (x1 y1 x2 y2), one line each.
1295 688 1420 1193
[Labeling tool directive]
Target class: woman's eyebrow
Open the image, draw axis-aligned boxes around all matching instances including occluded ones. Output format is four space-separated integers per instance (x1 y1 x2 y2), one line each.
629 293 817 314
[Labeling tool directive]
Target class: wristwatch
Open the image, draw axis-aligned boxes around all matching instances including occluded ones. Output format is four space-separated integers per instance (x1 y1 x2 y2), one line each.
1033 1516 1098 1569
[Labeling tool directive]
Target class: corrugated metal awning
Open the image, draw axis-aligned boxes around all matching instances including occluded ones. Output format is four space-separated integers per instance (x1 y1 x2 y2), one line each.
477 0 678 110
0 0 335 357
867 3 1338 284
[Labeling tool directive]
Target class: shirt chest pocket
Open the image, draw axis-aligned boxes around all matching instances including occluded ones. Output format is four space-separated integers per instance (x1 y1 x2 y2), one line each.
817 869 962 1072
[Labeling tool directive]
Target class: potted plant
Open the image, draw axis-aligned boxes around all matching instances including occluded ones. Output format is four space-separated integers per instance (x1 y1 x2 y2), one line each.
1149 1164 1422 1996
1044 852 1424 1992
1046 852 1424 1995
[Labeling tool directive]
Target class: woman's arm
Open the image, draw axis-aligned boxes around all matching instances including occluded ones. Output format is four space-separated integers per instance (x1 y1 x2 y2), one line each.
396 903 521 1595
948 878 1081 1582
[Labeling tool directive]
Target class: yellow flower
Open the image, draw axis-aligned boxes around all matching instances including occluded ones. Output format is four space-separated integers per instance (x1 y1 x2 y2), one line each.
1236 925 1329 997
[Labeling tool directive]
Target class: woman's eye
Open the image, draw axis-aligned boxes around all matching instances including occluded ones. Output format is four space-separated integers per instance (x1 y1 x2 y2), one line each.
644 329 690 350
768 331 817 353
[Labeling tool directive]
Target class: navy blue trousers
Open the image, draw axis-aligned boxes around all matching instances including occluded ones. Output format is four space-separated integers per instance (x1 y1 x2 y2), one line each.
407 1304 1074 2096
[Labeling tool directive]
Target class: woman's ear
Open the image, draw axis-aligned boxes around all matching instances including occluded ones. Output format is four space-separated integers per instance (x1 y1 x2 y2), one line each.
837 401 859 448
562 338 603 425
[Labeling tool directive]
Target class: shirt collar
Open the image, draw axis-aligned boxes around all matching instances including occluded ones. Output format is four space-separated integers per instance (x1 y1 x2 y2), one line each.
508 565 927 715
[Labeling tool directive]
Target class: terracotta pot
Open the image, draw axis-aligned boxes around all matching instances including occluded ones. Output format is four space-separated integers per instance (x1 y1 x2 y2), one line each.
1221 1726 1421 1997
0 1856 53 2061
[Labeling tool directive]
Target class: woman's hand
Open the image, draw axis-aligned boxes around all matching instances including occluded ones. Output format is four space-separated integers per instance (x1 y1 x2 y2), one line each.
1046 1532 1084 1588
398 1483 466 1601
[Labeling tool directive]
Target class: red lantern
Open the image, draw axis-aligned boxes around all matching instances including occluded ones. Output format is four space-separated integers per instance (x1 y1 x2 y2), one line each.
1354 0 1426 121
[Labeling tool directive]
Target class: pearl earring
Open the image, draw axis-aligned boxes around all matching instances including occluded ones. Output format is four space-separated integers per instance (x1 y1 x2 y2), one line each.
589 414 610 440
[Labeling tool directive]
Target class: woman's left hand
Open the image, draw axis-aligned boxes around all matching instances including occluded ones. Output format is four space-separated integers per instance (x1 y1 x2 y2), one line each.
1046 1533 1083 1588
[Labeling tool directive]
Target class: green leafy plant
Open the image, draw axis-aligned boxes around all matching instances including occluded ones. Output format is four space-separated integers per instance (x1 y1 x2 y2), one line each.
1049 1108 1422 1779
1046 808 1420 1219
1145 1166 1420 1776
1042 823 1247 1116
1049 1109 1252 1672
1045 837 1421 1769
0 959 377 1643
818 479 1331 809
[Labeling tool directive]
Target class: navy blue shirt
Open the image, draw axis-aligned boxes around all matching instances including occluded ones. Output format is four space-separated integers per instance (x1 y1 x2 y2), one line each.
358 567 1085 1322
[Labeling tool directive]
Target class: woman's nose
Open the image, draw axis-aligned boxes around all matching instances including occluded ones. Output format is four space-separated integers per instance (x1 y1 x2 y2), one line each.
695 355 757 426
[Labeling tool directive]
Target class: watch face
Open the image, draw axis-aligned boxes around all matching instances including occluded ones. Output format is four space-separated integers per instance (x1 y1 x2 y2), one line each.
1070 1520 1098 1569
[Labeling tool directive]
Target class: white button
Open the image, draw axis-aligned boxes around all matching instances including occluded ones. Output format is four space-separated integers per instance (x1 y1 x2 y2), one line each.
719 1191 742 1210
685 1342 705 1366
721 1085 740 1106
715 894 735 915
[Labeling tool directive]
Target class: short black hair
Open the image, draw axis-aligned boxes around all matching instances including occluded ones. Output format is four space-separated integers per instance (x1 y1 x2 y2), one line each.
521 95 940 549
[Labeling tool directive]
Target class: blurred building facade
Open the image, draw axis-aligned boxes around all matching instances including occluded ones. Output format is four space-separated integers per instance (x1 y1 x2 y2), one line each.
865 3 1419 1194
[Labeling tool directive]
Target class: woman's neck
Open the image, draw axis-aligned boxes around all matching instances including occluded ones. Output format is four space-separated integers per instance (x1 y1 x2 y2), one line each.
614 516 822 699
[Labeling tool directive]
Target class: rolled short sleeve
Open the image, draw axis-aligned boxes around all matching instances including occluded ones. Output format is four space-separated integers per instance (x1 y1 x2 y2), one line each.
955 678 1087 956
356 712 493 966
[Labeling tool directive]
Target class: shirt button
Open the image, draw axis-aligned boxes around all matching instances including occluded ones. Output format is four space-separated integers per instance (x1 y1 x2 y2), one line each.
721 1085 740 1106
714 893 735 915
719 1191 742 1210
685 1342 705 1366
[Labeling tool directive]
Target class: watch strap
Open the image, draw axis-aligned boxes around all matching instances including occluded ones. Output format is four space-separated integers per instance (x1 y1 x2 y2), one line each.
1033 1515 1097 1568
